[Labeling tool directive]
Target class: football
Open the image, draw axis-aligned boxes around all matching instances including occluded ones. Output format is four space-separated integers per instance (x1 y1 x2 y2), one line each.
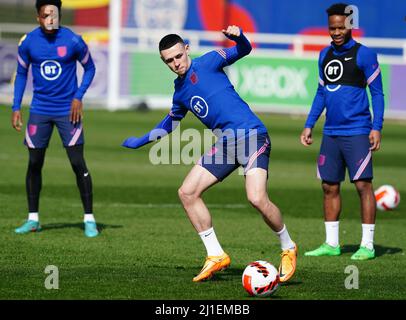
242 260 279 297
374 185 401 211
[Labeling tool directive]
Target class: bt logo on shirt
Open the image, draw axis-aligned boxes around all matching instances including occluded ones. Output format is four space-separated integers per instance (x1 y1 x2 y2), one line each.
40 60 62 80
324 59 343 82
190 96 209 119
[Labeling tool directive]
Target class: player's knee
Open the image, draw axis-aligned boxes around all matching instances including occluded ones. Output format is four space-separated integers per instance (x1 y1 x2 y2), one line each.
28 154 44 172
355 180 373 194
247 193 267 210
66 145 88 174
322 182 340 197
69 157 87 174
178 187 191 203
28 159 41 172
178 186 199 204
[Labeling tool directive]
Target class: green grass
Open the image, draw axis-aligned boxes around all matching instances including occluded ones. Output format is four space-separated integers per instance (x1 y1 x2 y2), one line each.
0 106 405 300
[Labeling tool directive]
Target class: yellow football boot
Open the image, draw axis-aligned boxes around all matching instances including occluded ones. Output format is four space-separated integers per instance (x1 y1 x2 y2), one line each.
278 243 298 283
193 252 231 282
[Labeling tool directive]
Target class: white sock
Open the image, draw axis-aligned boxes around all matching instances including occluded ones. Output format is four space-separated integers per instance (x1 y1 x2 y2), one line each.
361 224 375 250
28 212 39 222
84 213 96 223
325 221 339 247
198 227 224 256
276 225 295 250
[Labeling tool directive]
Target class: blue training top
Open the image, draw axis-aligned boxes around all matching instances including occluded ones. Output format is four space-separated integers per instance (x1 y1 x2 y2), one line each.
304 38 384 136
122 30 268 150
12 26 96 116
169 31 268 137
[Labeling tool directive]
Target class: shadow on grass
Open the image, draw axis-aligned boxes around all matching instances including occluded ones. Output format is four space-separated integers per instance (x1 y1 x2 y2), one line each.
41 222 123 233
211 267 302 286
278 280 303 287
214 268 291 299
341 244 402 257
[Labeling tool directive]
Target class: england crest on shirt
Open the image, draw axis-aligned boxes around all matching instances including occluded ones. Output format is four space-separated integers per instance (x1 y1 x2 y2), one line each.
57 46 67 58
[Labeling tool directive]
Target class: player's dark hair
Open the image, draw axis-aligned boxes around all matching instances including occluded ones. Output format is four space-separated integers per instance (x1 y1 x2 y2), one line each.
159 34 185 52
326 3 351 16
35 0 62 13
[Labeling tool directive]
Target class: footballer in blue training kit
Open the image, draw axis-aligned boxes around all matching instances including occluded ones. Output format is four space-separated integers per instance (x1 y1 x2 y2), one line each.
12 0 99 238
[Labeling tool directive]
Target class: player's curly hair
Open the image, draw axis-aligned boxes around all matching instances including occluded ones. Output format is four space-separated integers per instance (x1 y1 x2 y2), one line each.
35 0 62 13
326 3 351 16
159 34 185 52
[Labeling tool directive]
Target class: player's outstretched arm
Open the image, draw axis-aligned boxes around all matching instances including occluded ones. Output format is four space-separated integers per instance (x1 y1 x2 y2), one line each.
218 25 252 65
122 114 180 149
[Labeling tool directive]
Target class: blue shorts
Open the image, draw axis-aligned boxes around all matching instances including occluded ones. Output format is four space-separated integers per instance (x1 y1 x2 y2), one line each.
198 133 271 181
317 135 373 183
24 113 84 149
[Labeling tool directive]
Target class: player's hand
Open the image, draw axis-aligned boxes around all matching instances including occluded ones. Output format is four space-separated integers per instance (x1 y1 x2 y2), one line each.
70 98 83 124
222 25 241 39
12 110 23 132
369 129 381 151
122 137 143 149
300 128 313 146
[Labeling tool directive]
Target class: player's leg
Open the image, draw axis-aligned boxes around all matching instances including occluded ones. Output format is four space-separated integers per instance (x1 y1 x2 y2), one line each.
245 167 297 282
242 133 296 282
65 145 98 237
352 179 376 259
16 114 53 234
245 168 284 232
305 135 344 256
178 164 230 282
182 140 239 282
354 179 376 224
15 148 46 234
55 116 98 237
26 148 46 217
344 135 376 260
65 145 93 214
178 164 219 233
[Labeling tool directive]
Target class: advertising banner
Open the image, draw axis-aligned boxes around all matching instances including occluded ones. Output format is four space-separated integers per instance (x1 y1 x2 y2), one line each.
129 51 392 112
0 43 403 116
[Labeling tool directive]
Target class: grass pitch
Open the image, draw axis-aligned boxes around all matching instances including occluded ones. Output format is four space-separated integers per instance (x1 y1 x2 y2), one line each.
0 106 405 300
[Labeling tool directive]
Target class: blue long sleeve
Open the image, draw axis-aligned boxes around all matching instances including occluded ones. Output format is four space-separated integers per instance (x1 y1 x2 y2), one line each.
12 64 28 112
74 58 96 101
305 83 325 128
223 30 252 65
224 30 252 65
203 29 252 70
369 75 384 131
122 114 181 149
358 48 385 131
305 49 327 129
74 44 96 101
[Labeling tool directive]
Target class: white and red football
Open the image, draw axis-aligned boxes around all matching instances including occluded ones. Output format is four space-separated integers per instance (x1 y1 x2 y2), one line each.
242 260 279 297
375 185 400 211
